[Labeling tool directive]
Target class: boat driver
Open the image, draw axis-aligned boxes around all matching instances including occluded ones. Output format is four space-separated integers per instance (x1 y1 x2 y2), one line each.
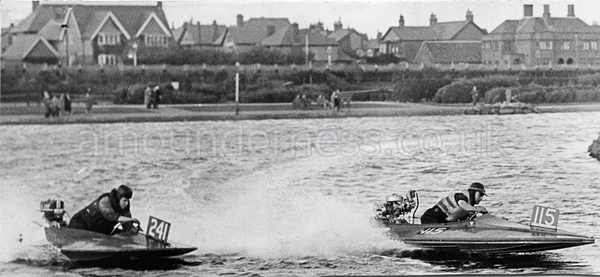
68 185 140 235
376 193 413 223
420 182 489 224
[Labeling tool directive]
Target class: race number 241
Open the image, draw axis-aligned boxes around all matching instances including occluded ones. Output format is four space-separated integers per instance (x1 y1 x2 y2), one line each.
147 216 171 242
530 205 559 229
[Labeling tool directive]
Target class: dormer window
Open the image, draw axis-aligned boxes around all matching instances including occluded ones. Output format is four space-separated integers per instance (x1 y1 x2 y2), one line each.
98 33 121 45
145 34 168 46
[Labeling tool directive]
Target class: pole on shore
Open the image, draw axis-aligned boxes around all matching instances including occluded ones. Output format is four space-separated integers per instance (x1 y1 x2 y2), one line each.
235 62 240 116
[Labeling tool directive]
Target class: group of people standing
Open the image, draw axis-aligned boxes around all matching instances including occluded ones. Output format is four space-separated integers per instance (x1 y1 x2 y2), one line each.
144 85 162 109
42 89 96 119
291 89 349 112
42 91 72 118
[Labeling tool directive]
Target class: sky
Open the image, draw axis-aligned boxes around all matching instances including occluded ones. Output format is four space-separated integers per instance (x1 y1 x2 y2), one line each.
2 0 599 39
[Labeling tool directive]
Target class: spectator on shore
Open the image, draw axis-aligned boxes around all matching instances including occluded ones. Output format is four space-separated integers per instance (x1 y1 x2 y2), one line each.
51 95 61 118
152 85 161 109
301 94 310 110
292 94 303 109
58 93 65 116
85 93 96 115
505 88 512 104
471 86 480 106
316 94 328 109
331 89 341 112
42 91 52 118
144 86 152 109
63 93 72 115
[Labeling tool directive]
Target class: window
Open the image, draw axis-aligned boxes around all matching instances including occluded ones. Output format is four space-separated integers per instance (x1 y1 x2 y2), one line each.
563 41 570 50
583 42 590 50
98 54 118 65
540 41 553 50
98 33 121 45
483 42 491 50
145 34 168 46
592 41 598 50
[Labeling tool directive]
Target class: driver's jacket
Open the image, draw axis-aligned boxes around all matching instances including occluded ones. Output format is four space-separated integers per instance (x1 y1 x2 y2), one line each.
435 190 471 222
69 193 131 235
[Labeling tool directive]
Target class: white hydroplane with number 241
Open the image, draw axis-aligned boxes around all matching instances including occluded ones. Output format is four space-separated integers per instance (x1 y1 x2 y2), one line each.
39 199 197 262
374 191 595 254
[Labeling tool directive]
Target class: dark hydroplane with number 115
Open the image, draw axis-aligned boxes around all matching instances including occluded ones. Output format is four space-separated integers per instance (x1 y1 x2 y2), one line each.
373 191 595 254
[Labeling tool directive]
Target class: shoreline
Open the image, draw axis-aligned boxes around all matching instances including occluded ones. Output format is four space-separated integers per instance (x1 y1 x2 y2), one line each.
2 102 600 125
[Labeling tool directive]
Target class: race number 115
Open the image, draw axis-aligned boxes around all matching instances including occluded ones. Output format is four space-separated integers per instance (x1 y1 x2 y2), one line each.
147 216 171 242
530 205 559 229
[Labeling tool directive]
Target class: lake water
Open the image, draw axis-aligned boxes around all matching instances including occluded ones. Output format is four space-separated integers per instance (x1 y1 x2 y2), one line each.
1 112 599 276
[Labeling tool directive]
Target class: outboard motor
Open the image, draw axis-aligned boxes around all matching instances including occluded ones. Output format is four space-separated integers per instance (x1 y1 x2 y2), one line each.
40 199 67 228
374 191 419 224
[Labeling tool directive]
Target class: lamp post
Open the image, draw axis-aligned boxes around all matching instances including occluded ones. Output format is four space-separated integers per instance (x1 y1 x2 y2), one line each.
132 42 138 67
235 62 240 115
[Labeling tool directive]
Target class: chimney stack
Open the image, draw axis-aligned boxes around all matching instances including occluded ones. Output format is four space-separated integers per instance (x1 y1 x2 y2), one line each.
399 15 404 27
157 1 162 9
334 17 342 31
567 4 575 17
32 1 39 12
523 4 533 17
543 4 550 20
429 13 437 26
212 20 219 42
466 9 473 22
197 21 201 45
292 22 299 43
237 14 244 27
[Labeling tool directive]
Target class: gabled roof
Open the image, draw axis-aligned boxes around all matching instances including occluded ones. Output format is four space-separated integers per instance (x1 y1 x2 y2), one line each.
489 20 520 34
11 5 68 34
365 39 380 49
261 25 295 46
229 17 290 45
383 20 485 41
174 22 228 46
38 20 63 41
299 29 337 46
491 17 598 35
328 28 369 42
12 4 171 39
2 35 58 60
416 41 481 63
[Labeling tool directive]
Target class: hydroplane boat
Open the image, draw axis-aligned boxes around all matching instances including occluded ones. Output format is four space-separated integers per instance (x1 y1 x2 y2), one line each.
39 199 197 262
373 191 595 254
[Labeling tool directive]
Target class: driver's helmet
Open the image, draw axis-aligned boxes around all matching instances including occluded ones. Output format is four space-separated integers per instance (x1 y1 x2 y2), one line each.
468 182 487 196
386 193 404 203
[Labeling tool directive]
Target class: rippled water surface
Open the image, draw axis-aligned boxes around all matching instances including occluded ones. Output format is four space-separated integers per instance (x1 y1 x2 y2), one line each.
1 112 599 276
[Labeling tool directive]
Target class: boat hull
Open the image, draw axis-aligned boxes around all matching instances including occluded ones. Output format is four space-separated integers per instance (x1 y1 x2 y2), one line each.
379 214 595 254
45 227 197 261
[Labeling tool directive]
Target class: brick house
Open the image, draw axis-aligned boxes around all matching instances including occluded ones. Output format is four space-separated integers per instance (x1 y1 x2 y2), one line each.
482 4 600 66
380 10 486 63
3 1 172 66
172 20 228 48
327 18 369 57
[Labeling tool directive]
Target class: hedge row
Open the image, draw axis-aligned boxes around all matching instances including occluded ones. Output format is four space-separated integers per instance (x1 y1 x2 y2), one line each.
433 75 520 103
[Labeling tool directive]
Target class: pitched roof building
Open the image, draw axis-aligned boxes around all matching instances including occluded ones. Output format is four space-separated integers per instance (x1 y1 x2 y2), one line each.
327 18 369 57
482 4 600 66
172 20 227 47
4 1 172 66
380 10 486 63
414 41 482 64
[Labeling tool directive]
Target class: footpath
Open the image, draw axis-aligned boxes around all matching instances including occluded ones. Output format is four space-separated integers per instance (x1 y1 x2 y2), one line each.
1 102 600 125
